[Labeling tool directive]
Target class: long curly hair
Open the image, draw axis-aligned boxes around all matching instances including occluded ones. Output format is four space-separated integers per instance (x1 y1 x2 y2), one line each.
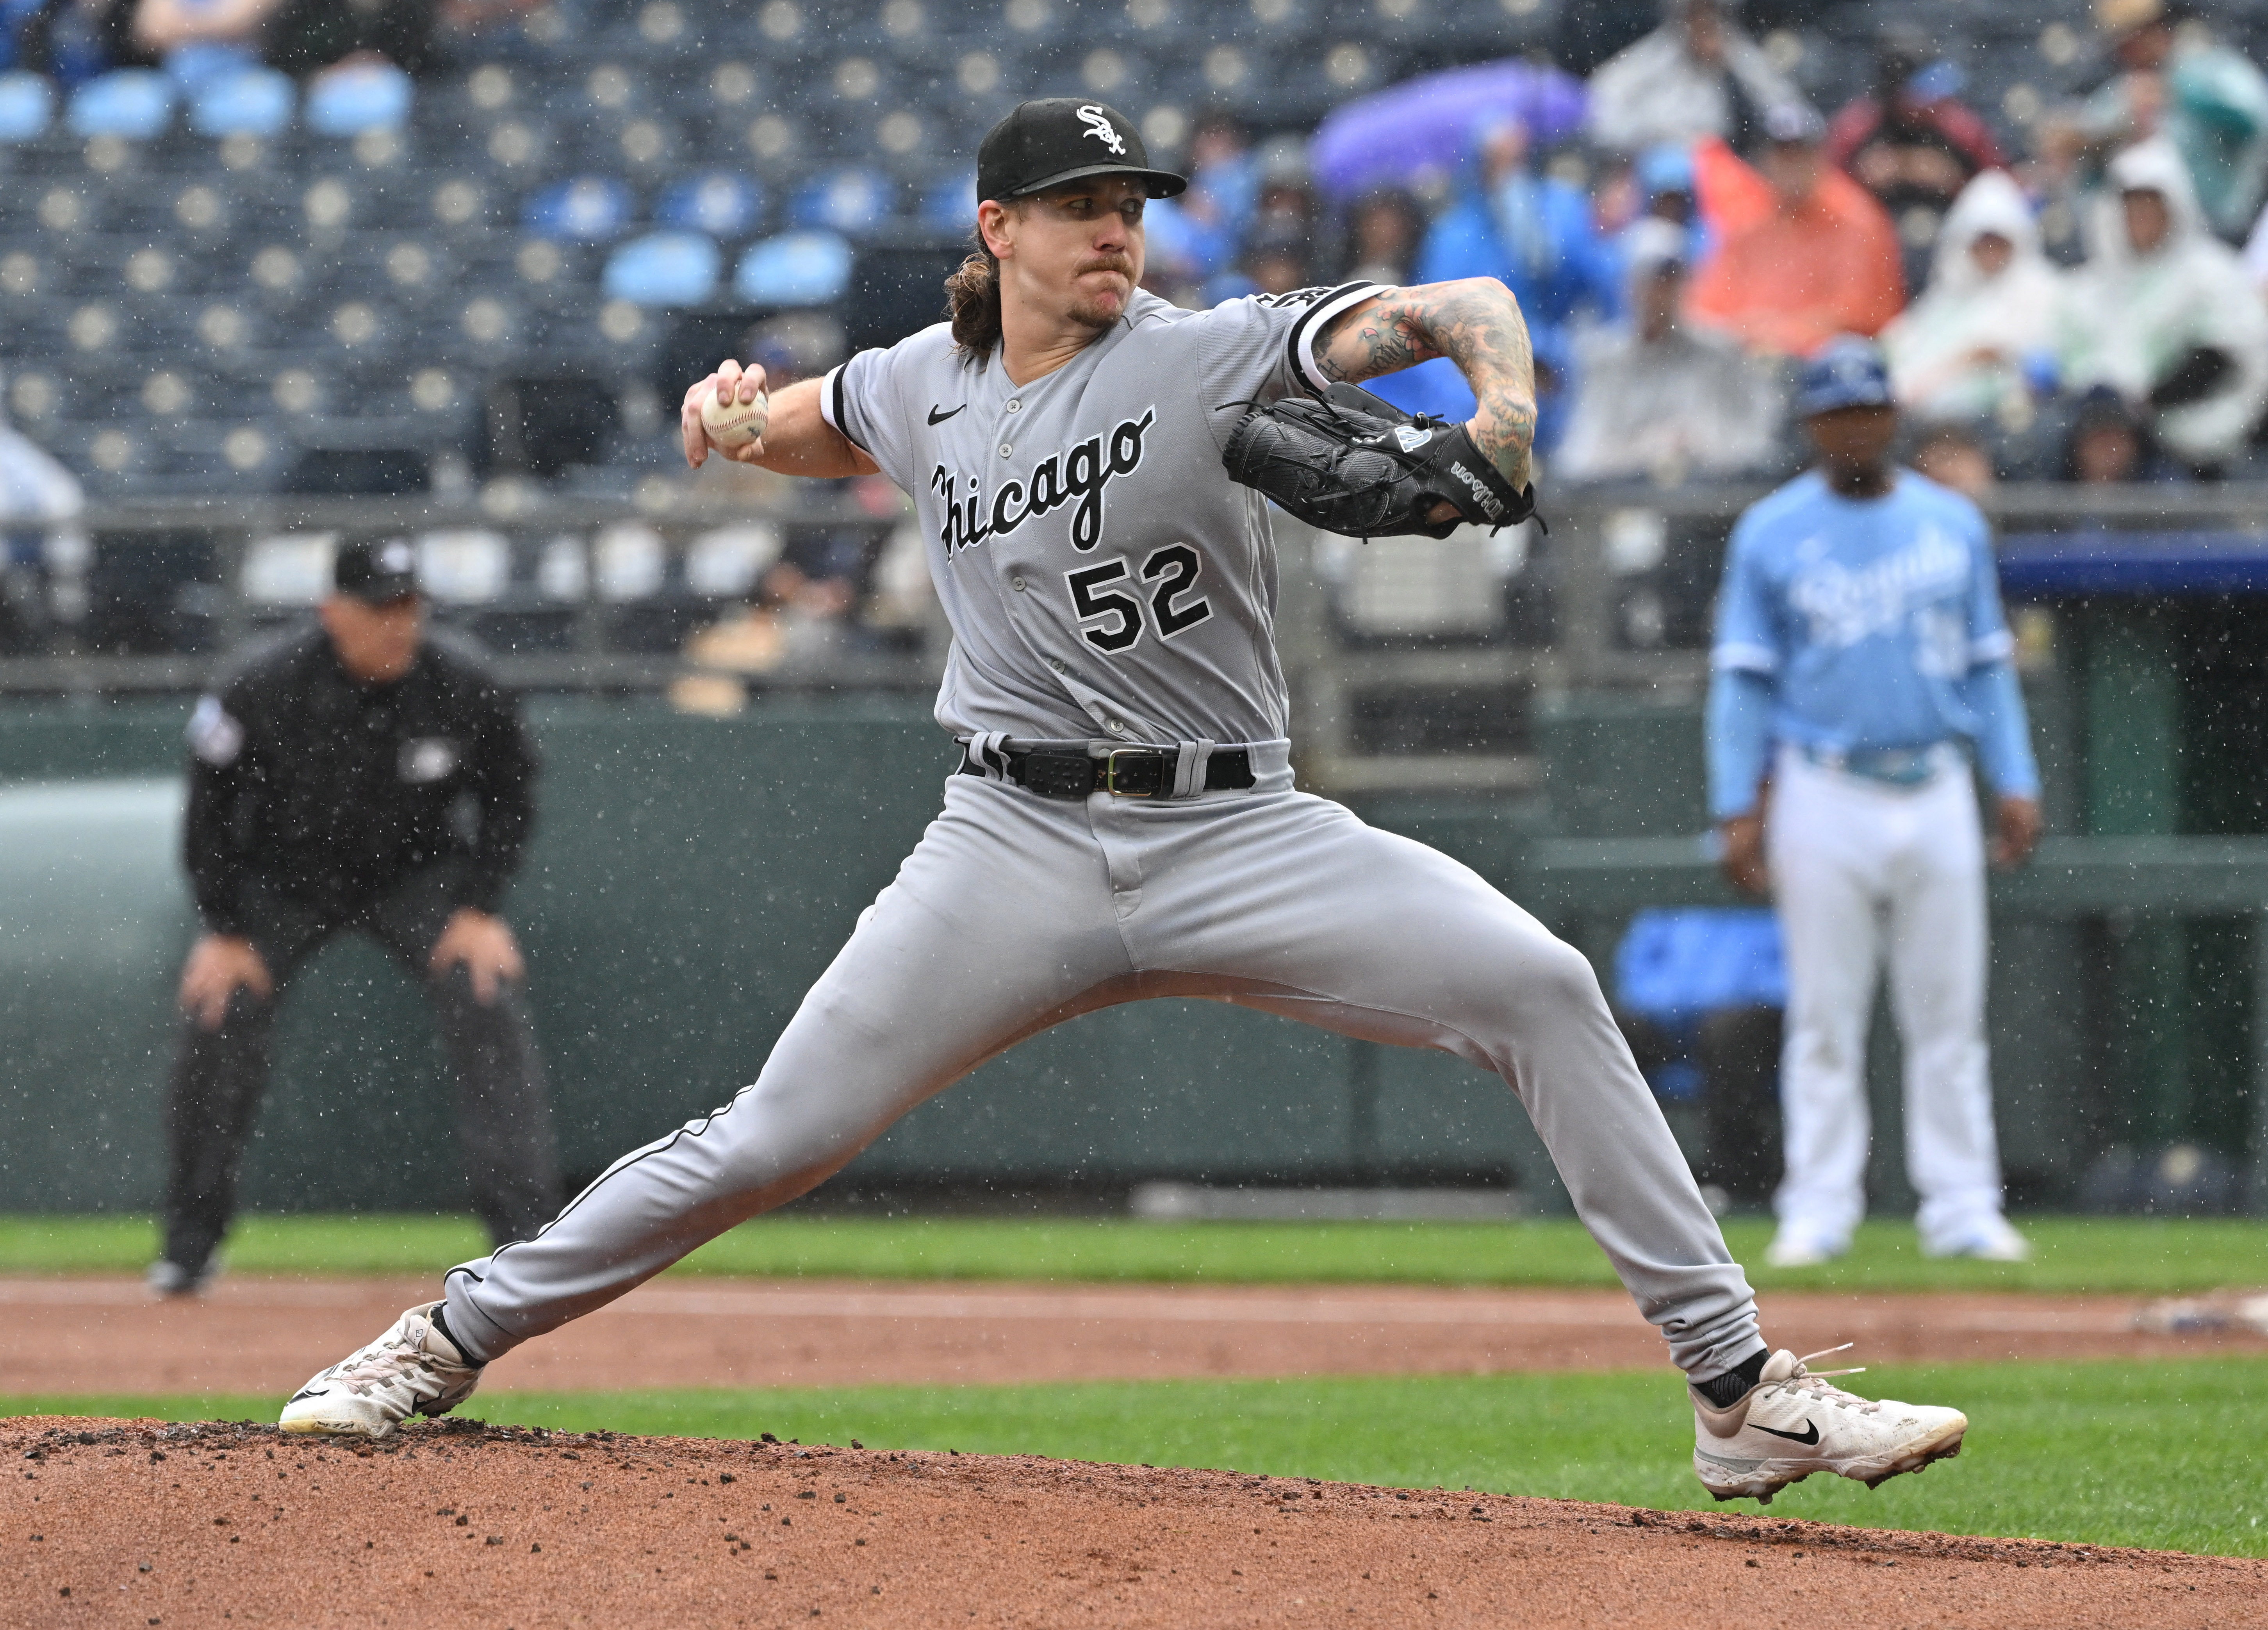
945 205 1022 360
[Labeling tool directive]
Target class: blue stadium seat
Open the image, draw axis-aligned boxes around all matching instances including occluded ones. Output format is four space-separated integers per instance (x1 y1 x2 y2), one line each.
602 230 721 305
0 71 54 143
657 170 766 238
789 166 895 236
67 71 176 141
733 230 853 307
307 61 415 136
521 175 637 242
920 171 976 229
187 68 295 139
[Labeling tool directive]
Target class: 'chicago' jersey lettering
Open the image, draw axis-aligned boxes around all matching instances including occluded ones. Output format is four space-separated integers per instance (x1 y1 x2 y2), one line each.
818 280 1382 744
930 408 1155 560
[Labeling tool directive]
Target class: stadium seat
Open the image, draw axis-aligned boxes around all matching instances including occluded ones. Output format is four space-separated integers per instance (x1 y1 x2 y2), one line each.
602 230 722 305
685 523 784 597
241 532 339 604
578 61 649 116
920 172 977 229
733 230 853 307
478 116 552 177
428 175 498 236
607 115 682 173
451 295 522 353
306 61 415 136
522 175 637 242
789 166 895 236
0 71 54 143
415 529 514 603
594 520 668 600
657 170 766 238
67 71 176 141
187 69 295 139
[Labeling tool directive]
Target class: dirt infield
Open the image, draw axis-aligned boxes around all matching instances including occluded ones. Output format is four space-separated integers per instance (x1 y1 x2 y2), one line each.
4 1276 2262 1396
7 1416 2263 1629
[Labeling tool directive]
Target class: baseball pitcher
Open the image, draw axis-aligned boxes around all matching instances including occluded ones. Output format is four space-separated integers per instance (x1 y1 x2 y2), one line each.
279 102 1970 1505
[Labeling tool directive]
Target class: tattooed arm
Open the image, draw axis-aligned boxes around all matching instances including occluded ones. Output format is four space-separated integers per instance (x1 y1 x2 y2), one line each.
1312 278 1539 491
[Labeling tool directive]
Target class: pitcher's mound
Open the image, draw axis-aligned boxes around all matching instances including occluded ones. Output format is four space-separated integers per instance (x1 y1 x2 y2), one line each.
7 1417 2261 1628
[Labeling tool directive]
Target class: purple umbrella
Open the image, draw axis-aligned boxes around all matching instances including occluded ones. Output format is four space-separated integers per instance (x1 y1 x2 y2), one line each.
1310 58 1589 200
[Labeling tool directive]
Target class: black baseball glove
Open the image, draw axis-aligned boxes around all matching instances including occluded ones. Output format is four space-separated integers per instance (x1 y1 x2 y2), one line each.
1220 382 1543 540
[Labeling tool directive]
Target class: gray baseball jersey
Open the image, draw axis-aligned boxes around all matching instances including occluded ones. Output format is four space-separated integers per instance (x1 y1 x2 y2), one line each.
819 280 1381 747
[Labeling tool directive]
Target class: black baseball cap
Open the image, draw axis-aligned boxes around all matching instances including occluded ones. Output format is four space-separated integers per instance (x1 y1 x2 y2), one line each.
334 536 420 603
976 99 1186 204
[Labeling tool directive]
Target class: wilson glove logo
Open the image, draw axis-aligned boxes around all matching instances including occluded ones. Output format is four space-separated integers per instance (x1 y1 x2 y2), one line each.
930 408 1155 559
1447 459 1505 521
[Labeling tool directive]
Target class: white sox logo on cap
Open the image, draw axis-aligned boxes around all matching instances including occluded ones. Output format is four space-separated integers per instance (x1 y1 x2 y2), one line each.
378 540 415 575
1077 105 1125 155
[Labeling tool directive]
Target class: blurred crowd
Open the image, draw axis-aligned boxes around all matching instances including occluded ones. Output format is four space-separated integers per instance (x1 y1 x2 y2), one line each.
9 0 2268 665
1135 0 2268 493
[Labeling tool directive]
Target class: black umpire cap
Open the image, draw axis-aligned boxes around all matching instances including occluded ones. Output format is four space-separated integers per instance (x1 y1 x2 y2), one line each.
977 99 1187 203
333 536 421 603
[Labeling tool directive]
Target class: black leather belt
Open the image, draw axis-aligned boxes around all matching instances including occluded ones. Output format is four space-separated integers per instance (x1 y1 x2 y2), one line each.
959 744 1255 800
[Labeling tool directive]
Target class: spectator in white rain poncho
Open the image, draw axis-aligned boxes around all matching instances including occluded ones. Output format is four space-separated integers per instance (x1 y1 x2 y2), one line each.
1883 170 2065 427
2057 137 2268 472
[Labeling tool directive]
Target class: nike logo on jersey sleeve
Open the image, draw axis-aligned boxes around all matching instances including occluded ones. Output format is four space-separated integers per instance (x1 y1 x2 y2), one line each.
928 404 966 424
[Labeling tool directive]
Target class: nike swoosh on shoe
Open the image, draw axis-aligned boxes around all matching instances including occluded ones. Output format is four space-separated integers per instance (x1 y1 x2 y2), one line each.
1751 1419 1820 1445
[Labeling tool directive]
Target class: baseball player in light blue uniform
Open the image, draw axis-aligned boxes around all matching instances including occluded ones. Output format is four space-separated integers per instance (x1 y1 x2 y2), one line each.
1709 336 2042 1268
278 107 1975 1507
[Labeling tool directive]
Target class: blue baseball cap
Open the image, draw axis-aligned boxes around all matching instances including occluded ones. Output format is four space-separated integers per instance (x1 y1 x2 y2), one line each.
1795 336 1895 417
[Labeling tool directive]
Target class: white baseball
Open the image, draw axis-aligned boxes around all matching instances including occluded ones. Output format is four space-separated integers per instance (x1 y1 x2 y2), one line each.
700 381 769 452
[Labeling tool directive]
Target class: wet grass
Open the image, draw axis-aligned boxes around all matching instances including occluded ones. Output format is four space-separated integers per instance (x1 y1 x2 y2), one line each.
2 1212 2264 1294
13 1357 2266 1558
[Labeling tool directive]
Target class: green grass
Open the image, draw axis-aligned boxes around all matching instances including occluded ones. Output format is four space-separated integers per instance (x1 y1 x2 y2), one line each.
13 1359 2268 1558
3 1212 2265 1294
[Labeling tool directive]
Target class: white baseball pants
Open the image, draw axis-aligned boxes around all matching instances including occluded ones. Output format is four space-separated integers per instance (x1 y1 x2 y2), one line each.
441 749 1763 1381
1766 747 2009 1251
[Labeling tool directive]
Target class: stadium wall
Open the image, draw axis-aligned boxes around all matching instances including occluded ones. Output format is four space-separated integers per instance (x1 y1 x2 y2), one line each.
0 696 1573 1215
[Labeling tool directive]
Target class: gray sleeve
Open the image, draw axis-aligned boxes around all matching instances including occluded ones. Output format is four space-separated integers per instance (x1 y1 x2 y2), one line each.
819 340 921 490
1190 282 1382 451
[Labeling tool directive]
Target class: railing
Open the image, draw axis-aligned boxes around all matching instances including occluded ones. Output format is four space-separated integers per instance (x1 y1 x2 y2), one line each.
1284 480 2268 793
7 481 2268 794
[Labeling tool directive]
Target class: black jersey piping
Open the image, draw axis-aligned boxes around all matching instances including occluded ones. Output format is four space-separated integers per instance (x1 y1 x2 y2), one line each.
1283 281 1382 395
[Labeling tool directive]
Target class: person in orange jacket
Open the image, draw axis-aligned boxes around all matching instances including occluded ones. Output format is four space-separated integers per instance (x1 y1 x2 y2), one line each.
1686 104 1907 358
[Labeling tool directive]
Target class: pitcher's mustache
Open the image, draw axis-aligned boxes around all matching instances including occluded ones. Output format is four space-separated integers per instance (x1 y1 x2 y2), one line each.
1077 256 1135 276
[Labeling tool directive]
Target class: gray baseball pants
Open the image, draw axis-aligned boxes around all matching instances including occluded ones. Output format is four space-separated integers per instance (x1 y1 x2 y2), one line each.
442 748 1763 1380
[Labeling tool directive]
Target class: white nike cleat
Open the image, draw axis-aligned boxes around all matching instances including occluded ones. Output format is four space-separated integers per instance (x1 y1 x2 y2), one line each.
1924 1217 2031 1262
1763 1233 1845 1268
1691 1345 1967 1505
278 1302 483 1440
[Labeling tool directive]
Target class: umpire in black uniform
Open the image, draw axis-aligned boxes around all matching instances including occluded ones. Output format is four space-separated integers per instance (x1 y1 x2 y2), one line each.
151 537 561 1294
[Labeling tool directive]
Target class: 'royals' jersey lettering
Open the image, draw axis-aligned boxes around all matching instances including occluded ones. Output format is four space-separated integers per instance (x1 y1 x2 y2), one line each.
1712 469 2019 755
821 280 1380 746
